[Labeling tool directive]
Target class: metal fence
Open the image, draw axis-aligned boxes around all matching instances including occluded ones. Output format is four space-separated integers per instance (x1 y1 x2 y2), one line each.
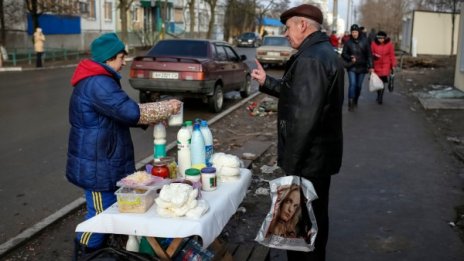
4 48 86 66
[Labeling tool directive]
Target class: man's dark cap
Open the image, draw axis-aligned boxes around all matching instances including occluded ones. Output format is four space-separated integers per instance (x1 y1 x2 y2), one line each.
280 4 323 25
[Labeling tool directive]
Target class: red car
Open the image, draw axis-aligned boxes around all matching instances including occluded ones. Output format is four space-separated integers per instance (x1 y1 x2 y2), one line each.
129 39 251 112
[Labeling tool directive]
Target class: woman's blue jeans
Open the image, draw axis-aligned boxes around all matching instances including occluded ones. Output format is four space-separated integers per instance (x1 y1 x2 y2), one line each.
348 71 366 100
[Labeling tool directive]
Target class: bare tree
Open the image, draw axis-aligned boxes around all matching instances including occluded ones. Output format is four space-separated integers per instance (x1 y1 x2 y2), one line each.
116 0 135 43
359 0 409 42
205 0 218 39
187 0 195 34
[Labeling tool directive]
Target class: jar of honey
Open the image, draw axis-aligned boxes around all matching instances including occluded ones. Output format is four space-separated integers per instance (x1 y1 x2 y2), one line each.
151 162 169 179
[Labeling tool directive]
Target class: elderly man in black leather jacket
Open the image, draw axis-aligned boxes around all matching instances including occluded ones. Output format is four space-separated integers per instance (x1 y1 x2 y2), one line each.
251 4 344 261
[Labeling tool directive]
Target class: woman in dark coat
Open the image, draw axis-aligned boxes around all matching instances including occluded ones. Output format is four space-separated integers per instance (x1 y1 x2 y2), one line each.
341 24 373 111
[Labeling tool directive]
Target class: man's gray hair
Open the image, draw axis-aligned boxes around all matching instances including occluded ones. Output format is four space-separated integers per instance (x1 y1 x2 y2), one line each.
296 16 321 30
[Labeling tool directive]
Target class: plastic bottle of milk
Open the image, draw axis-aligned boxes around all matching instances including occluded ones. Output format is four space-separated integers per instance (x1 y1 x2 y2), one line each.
177 124 192 178
153 123 166 159
200 120 214 165
185 120 193 135
190 123 206 166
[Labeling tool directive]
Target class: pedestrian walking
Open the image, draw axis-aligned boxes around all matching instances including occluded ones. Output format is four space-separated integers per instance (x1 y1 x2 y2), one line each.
251 4 344 260
329 30 339 49
368 28 377 43
371 31 397 104
341 31 350 46
66 33 181 260
341 24 373 111
33 27 45 67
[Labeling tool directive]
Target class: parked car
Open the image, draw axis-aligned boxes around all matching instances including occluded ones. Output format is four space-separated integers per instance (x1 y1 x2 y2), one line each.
129 39 251 113
256 36 296 67
235 32 262 48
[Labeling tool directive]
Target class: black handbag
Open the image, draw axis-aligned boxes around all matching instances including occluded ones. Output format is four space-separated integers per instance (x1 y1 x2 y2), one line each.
388 71 395 92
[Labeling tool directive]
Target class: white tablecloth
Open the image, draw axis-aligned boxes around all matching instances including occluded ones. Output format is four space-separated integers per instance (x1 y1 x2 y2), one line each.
76 168 251 248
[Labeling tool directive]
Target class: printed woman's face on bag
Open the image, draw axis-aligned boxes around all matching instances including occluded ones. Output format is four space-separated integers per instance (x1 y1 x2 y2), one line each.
280 189 300 222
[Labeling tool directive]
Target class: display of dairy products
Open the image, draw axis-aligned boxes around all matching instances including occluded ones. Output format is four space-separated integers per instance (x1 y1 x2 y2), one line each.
153 123 166 159
155 183 209 218
190 123 206 165
200 120 214 165
210 152 241 182
177 124 191 178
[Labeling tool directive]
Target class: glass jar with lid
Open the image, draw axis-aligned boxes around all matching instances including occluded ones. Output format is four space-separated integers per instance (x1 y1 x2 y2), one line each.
151 162 169 179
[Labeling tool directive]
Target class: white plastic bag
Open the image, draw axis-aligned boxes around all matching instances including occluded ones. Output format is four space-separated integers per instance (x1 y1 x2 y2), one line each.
255 176 318 252
369 72 384 92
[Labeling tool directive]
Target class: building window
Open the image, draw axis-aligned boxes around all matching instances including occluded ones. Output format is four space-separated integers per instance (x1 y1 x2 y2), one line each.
88 0 96 19
79 0 96 19
104 1 113 21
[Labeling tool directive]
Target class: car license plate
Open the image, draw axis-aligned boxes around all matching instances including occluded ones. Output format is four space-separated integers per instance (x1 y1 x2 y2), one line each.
152 72 179 79
268 52 280 56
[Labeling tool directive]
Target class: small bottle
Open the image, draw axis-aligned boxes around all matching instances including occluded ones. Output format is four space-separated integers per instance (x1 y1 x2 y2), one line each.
153 123 166 159
177 124 192 179
190 123 205 166
185 168 201 183
200 120 214 165
126 235 139 252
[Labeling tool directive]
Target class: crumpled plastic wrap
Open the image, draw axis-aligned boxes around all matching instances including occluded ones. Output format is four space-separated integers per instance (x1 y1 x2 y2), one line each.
255 176 318 252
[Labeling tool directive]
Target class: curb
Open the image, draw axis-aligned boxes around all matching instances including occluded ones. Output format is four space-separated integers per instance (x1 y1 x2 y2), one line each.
0 91 260 258
0 57 134 73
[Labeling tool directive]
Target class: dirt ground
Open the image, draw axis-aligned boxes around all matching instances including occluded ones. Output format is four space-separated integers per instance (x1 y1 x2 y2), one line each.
2 55 464 260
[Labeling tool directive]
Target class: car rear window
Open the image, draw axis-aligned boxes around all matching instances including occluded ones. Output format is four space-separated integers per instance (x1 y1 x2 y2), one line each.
263 37 290 47
147 40 209 58
241 33 255 39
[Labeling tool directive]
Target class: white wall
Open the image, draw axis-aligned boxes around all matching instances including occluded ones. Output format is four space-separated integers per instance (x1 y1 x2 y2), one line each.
412 11 460 55
454 8 464 92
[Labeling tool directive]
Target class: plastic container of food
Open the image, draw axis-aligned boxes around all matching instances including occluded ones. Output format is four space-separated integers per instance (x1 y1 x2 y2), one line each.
115 187 157 213
185 168 201 183
201 167 217 191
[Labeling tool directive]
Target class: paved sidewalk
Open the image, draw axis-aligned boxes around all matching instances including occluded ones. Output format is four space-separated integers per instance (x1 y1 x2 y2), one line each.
327 89 464 260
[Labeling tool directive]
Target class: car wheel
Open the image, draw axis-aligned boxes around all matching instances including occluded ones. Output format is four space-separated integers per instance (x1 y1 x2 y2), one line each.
240 74 251 98
208 84 224 113
253 41 259 48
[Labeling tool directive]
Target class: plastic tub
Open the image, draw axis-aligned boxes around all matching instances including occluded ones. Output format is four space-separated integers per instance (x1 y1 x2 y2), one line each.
115 187 157 213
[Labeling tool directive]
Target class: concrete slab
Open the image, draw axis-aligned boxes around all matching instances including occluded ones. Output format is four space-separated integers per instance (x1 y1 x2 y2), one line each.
418 98 464 109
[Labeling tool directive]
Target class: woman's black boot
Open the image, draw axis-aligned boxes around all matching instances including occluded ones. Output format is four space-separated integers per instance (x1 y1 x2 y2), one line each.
348 98 354 111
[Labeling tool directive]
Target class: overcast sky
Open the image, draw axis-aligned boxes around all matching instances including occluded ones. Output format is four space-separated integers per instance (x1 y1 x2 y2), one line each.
327 0 361 24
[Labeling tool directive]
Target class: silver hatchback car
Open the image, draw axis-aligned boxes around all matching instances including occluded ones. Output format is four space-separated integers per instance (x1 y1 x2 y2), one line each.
256 36 296 67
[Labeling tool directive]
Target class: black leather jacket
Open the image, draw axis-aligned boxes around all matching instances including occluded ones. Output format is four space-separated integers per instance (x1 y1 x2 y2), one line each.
341 35 373 73
259 31 344 178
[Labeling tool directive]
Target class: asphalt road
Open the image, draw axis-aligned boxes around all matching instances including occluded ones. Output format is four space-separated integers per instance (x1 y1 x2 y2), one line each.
0 47 260 245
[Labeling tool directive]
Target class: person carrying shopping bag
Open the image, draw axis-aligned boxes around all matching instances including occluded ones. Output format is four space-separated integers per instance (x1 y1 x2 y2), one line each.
370 31 397 104
341 24 373 111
